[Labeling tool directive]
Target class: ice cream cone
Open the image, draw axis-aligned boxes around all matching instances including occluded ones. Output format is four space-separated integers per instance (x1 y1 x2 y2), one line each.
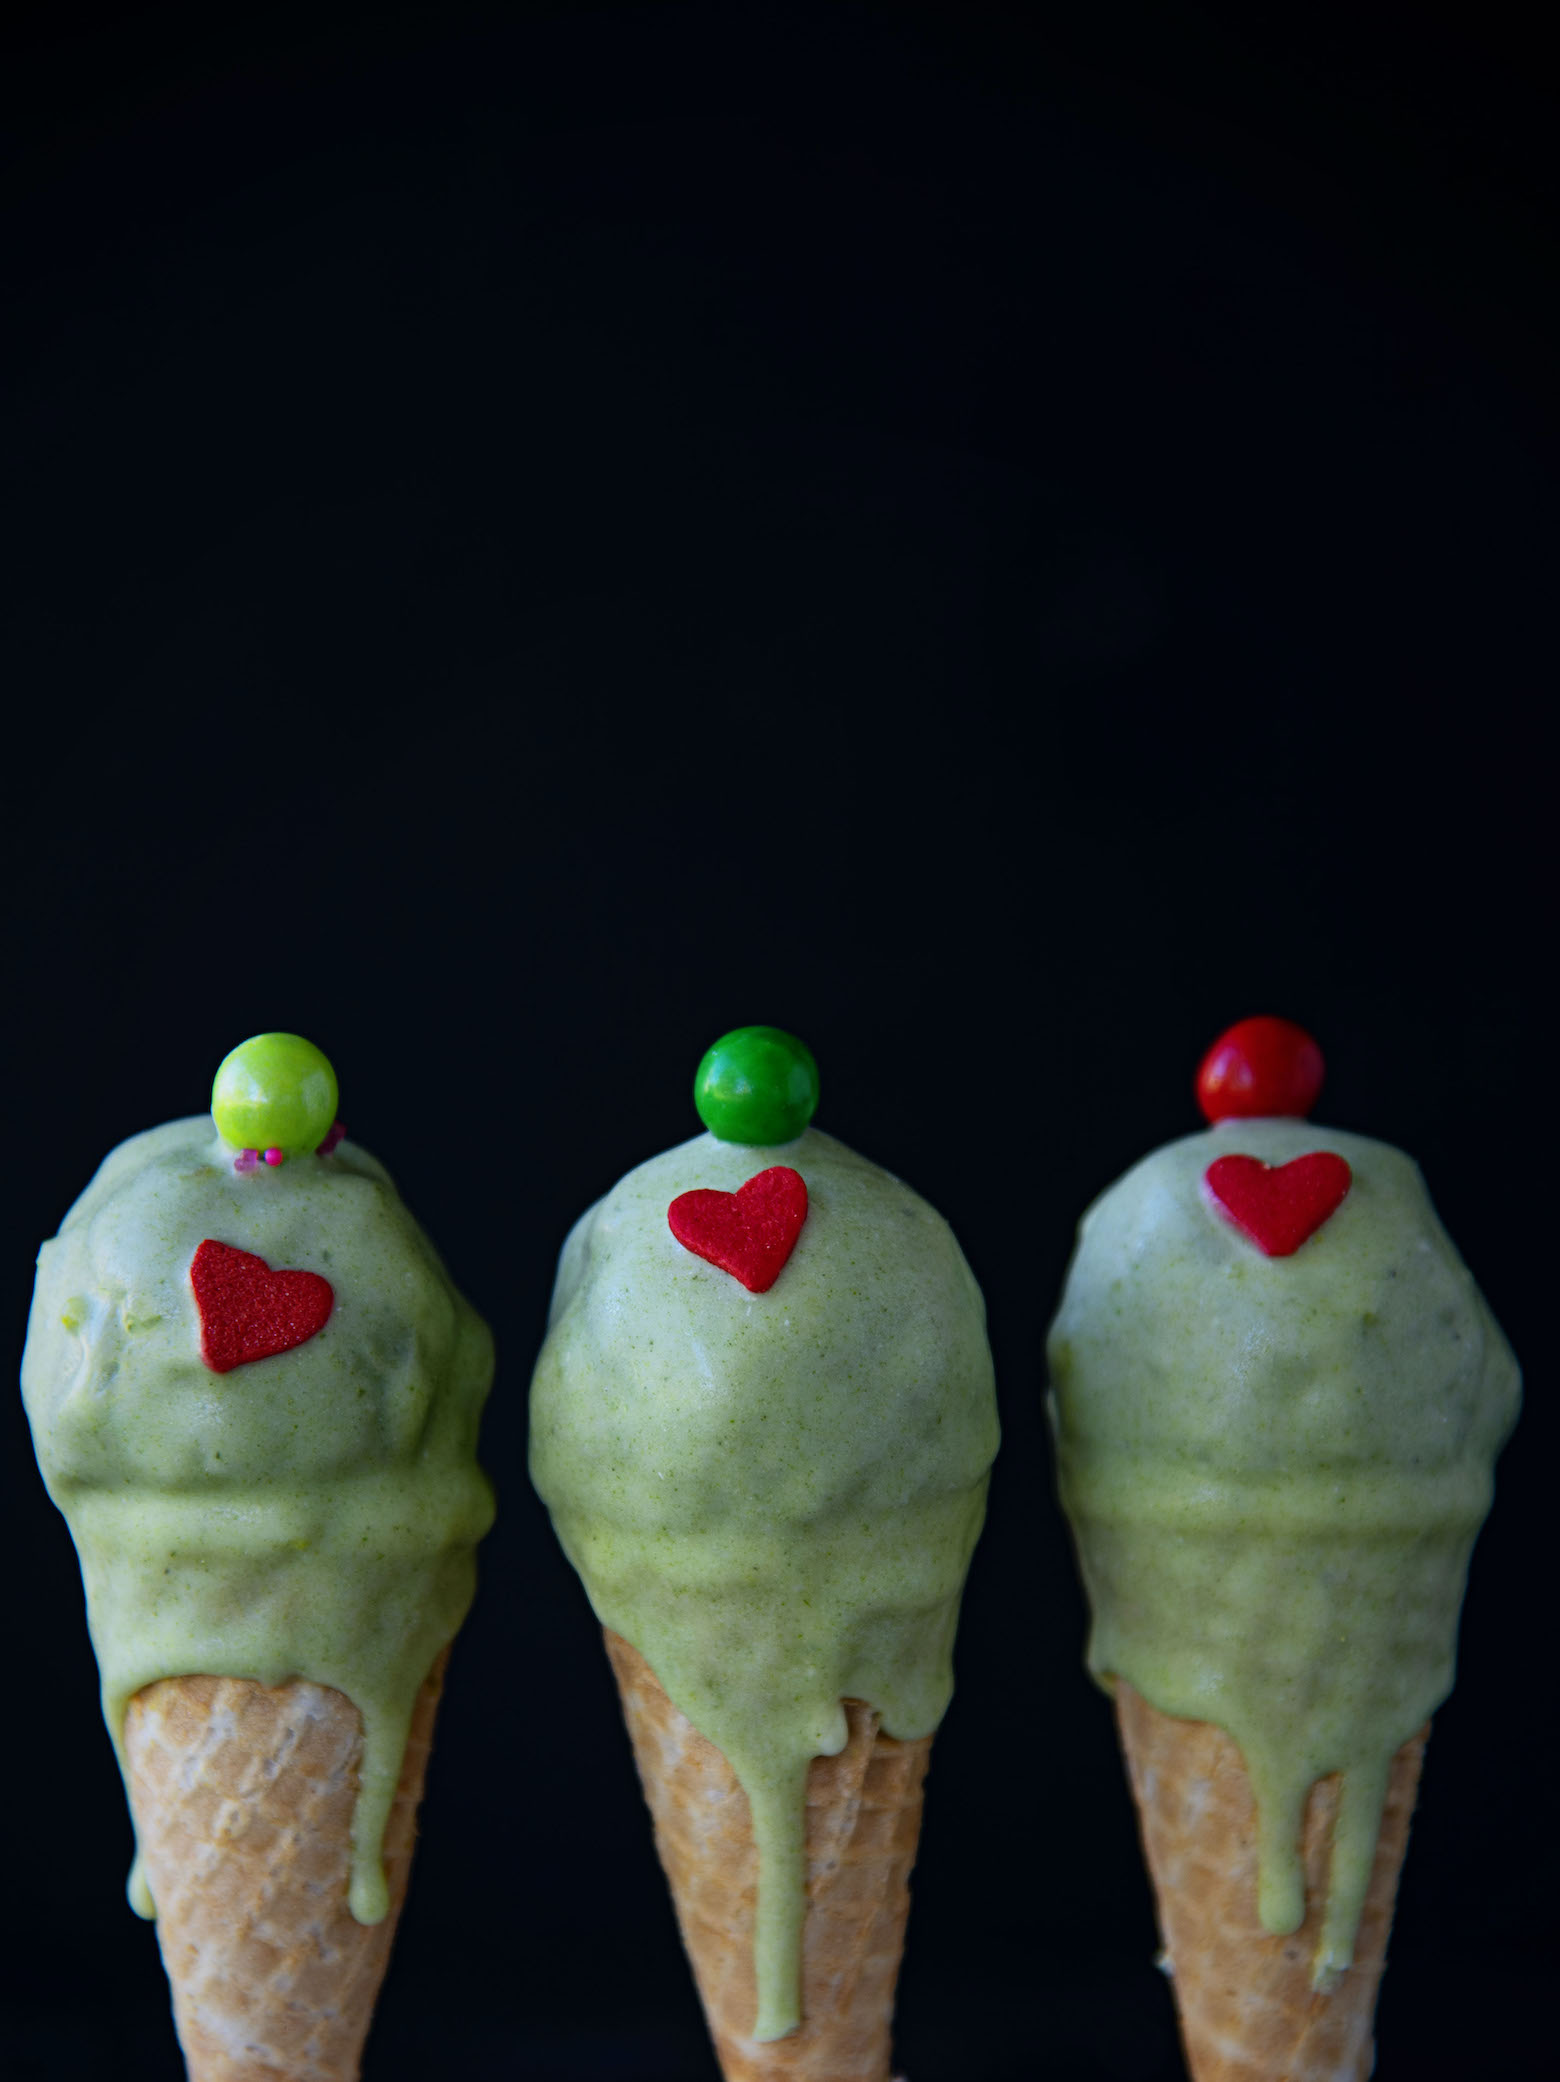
604 1629 932 2082
122 1649 448 2082
1113 1680 1427 2082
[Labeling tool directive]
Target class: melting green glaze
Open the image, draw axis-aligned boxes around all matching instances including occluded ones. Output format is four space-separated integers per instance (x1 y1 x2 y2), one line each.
530 1127 998 2041
1048 1116 1519 1986
21 1118 494 1923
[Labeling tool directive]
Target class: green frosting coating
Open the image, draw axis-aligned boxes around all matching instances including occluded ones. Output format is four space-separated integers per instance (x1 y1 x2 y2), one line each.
530 1127 998 2041
1048 1116 1520 1985
21 1118 494 1924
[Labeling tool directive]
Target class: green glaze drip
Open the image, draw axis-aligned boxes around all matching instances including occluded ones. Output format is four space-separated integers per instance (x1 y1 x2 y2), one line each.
21 1117 494 1924
530 1128 998 2041
1048 1117 1519 1985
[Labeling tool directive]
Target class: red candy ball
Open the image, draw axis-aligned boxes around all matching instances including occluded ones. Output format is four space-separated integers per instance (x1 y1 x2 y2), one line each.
1196 1016 1324 1122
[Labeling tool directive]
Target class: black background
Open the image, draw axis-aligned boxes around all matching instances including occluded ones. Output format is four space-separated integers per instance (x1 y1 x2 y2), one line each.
3 4 1553 2077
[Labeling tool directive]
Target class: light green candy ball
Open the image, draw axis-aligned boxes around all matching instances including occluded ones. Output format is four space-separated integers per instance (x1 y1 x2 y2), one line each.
212 1033 338 1158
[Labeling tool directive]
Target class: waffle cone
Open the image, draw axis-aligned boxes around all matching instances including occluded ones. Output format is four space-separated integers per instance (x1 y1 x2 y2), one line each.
603 1628 931 2082
1114 1680 1427 2082
122 1651 447 2082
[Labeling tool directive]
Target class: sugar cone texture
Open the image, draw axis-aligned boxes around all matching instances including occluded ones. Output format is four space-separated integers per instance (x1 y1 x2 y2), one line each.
122 1651 447 2082
1114 1680 1427 2082
604 1628 932 2082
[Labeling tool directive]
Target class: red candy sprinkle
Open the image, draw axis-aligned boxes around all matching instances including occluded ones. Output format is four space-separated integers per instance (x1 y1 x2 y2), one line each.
189 1239 335 1373
1204 1152 1352 1257
667 1166 809 1293
1196 1016 1325 1123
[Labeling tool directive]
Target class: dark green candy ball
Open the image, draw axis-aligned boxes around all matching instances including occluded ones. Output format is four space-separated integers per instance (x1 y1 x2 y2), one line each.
694 1026 819 1145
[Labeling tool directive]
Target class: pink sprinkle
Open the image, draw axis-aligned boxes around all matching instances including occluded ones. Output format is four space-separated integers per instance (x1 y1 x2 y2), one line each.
234 1149 259 1174
263 1147 285 1167
316 1120 346 1156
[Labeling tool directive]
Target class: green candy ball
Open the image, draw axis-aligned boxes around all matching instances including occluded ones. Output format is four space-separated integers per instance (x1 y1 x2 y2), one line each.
212 1033 339 1159
694 1026 819 1145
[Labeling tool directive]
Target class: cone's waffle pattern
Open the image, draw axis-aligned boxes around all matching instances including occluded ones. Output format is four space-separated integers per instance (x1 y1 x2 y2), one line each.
1115 1680 1426 2082
124 1655 445 2082
605 1629 931 2082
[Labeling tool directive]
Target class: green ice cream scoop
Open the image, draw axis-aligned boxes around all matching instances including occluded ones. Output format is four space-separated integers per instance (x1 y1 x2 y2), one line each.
20 1039 494 1924
530 1033 998 2042
1048 1086 1519 1985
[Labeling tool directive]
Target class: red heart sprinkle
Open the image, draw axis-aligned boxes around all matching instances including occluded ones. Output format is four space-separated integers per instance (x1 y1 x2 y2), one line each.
189 1239 335 1373
1203 1152 1352 1257
667 1166 809 1293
